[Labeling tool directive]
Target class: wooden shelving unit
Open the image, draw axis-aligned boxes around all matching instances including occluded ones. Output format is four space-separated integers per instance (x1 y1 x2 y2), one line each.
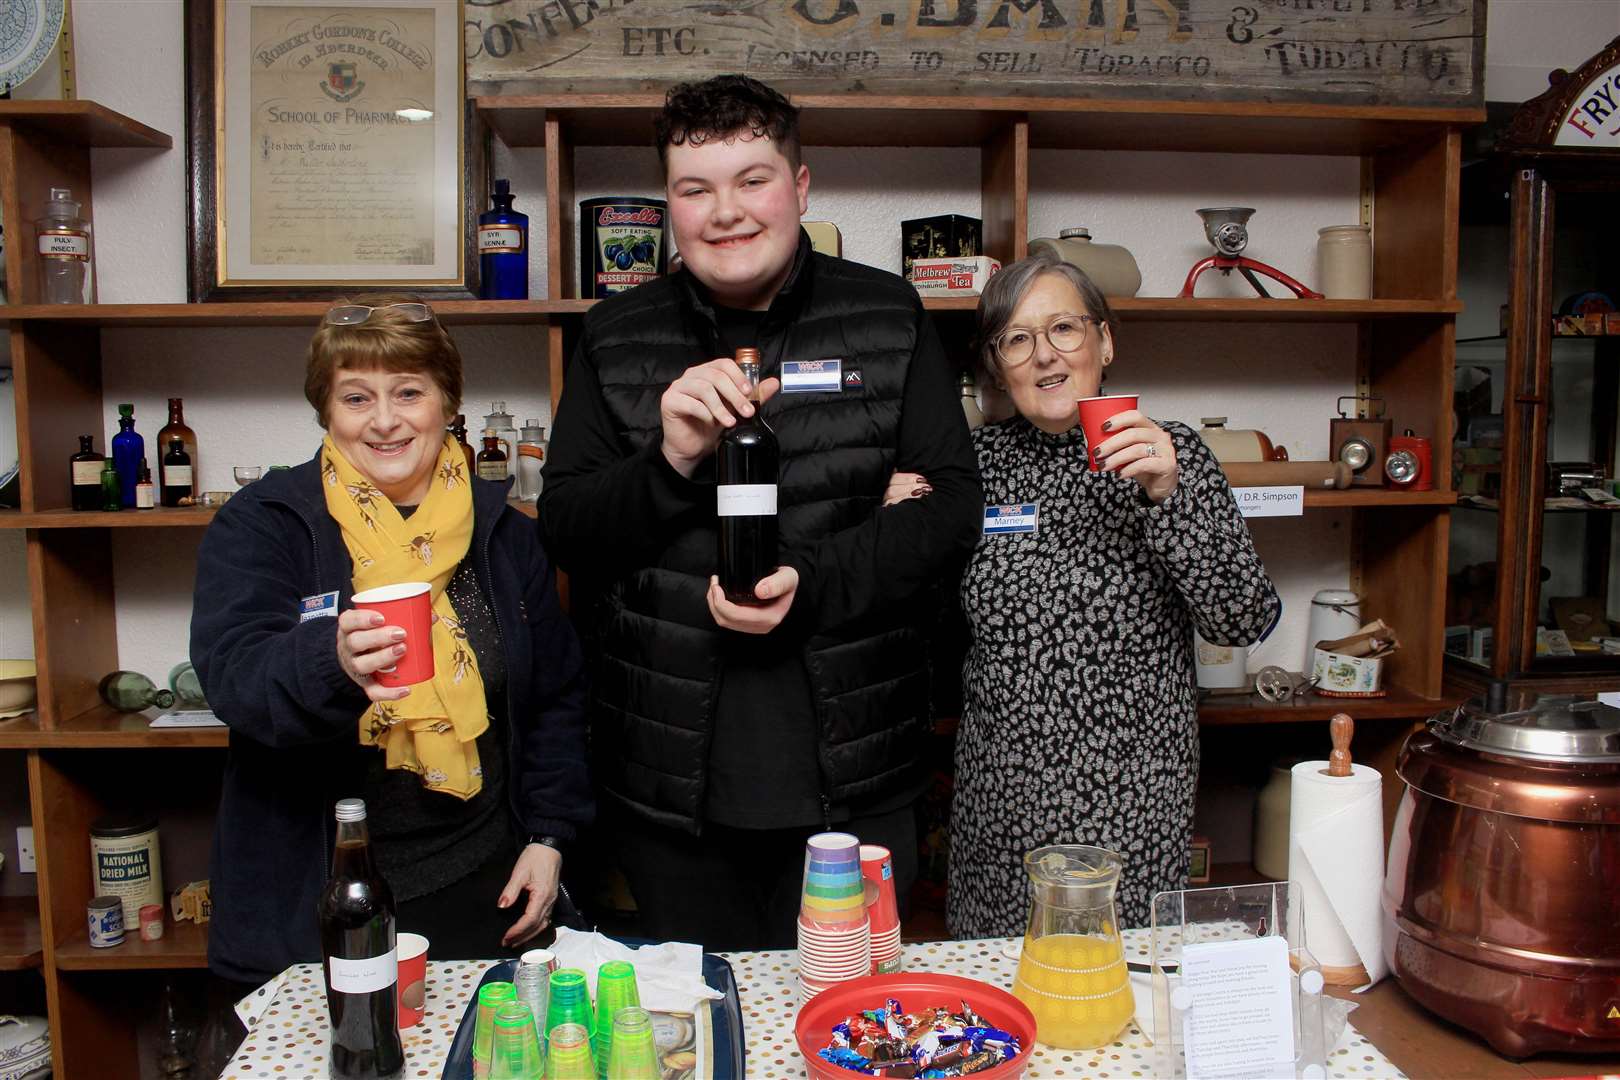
0 897 44 971
2 93 1477 1077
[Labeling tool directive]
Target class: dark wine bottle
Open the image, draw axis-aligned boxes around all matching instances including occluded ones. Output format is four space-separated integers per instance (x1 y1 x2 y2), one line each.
318 799 404 1080
716 348 779 604
160 439 192 508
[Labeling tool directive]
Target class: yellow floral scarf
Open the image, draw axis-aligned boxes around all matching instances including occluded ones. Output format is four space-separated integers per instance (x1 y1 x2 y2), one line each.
321 434 486 799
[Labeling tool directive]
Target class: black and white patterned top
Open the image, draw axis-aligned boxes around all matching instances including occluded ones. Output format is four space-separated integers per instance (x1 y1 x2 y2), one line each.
947 417 1279 936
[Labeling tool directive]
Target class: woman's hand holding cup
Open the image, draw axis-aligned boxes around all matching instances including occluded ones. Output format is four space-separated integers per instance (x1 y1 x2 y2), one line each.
336 608 413 702
1093 409 1179 504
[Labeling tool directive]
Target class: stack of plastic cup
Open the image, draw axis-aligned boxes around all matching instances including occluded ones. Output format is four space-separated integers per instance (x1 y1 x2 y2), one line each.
605 1006 660 1079
545 968 596 1072
547 1021 597 1080
797 831 872 1001
472 981 518 1080
860 843 904 974
514 951 556 1060
489 1001 545 1080
591 960 642 1075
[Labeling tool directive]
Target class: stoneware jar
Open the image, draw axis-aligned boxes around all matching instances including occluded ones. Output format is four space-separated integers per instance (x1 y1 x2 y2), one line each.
1317 225 1372 299
1028 228 1142 297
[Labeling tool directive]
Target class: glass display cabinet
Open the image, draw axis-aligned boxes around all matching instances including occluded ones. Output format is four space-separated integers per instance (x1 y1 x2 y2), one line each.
1447 35 1620 690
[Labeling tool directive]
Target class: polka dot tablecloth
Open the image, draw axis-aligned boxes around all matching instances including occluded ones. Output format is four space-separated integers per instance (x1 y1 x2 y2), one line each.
223 937 1407 1079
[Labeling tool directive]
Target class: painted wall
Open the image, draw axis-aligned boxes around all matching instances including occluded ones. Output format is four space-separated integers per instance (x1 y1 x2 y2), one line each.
0 0 1609 691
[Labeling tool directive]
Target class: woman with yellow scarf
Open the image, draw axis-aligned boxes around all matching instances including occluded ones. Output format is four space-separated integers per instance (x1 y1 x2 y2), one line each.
191 297 592 999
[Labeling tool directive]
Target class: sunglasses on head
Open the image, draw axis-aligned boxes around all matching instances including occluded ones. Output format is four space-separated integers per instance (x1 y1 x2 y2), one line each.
323 302 434 326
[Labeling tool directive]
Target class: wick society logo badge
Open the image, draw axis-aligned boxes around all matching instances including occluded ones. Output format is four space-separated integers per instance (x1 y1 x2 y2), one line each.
321 62 364 103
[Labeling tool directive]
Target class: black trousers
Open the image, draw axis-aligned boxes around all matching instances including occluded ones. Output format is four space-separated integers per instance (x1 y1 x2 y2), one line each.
611 803 918 952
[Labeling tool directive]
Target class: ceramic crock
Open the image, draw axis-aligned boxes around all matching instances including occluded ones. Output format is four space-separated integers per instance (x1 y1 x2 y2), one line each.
1383 694 1620 1057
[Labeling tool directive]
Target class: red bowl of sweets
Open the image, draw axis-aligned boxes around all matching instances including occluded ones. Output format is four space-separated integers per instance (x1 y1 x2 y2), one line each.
794 972 1036 1079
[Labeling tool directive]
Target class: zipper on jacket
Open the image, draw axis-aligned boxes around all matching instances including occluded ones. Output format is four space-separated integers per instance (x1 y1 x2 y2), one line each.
819 793 832 832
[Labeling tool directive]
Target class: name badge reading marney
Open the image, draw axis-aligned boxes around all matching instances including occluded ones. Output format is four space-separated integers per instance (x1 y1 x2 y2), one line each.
781 359 843 393
299 591 340 622
983 503 1038 535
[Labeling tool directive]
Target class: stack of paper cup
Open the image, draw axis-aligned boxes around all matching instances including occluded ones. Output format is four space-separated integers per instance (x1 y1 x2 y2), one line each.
797 832 871 1001
860 844 903 974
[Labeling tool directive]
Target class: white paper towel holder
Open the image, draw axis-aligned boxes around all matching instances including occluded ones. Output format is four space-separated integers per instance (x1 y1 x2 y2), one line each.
1313 712 1371 987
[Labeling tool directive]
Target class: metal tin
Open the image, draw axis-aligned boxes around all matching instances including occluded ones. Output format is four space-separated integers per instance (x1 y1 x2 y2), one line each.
139 903 164 942
1384 695 1620 1057
87 895 125 948
90 812 163 931
579 197 667 298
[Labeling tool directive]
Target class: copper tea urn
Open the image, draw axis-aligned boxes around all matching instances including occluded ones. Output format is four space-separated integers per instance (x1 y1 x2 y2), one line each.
1383 694 1620 1057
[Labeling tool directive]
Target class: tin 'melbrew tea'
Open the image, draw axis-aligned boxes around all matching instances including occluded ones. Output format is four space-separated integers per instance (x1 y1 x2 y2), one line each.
580 197 667 299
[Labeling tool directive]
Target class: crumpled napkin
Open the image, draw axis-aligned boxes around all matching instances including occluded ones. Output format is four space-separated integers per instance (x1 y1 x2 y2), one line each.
549 927 724 1014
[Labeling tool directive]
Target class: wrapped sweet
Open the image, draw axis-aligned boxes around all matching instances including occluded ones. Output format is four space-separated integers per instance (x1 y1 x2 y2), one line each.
817 998 1021 1077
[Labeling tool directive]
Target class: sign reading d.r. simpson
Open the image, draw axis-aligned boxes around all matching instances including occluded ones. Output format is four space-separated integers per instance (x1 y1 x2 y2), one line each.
465 0 1480 105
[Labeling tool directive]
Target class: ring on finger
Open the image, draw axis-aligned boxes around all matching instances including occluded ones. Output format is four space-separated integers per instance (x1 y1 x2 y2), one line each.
1147 444 1159 458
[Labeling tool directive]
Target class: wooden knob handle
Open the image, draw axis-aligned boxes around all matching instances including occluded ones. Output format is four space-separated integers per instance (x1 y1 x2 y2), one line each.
1326 713 1354 777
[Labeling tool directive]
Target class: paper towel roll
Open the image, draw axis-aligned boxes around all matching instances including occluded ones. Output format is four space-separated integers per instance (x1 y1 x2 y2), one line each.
1287 761 1385 986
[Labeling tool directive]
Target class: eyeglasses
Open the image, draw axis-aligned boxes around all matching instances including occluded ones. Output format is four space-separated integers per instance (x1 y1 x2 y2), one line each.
992 314 1100 367
323 302 434 326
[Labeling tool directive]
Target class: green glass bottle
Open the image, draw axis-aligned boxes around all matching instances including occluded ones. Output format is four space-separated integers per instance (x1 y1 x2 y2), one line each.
168 661 207 708
98 671 175 712
99 459 122 512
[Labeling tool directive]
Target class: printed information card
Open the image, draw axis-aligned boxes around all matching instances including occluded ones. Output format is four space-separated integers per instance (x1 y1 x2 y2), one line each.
1180 935 1295 1079
1232 486 1305 518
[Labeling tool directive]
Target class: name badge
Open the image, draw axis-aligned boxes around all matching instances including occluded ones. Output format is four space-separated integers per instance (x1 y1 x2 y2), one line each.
983 503 1038 535
299 590 340 622
781 358 843 393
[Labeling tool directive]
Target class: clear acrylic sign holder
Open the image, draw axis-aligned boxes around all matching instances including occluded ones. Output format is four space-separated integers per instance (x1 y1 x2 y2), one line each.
1149 881 1327 1079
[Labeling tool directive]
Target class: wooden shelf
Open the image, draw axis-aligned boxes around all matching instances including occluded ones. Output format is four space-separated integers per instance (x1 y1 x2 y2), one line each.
1196 685 1455 726
0 897 44 971
2 498 536 530
1204 862 1278 889
477 94 1480 155
54 916 208 971
1301 489 1459 508
0 101 171 148
0 300 557 327
537 297 1459 320
0 706 230 748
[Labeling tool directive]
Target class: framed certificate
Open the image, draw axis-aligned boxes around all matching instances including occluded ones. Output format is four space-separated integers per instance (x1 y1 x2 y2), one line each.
185 0 477 299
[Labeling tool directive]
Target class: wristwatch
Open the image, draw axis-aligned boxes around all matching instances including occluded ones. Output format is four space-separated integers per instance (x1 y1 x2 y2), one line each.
526 834 566 851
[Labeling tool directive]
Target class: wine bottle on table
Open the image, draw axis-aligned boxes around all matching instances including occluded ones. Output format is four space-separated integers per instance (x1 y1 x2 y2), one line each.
716 347 779 604
318 799 404 1080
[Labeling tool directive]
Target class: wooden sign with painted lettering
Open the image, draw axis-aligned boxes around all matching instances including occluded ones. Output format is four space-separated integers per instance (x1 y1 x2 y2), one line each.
465 0 1482 105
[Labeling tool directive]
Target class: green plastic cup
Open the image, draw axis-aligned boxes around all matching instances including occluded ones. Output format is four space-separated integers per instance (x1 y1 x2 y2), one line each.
591 961 642 1075
545 969 595 1054
546 1021 596 1080
474 981 519 1079
605 1006 659 1080
490 1001 544 1080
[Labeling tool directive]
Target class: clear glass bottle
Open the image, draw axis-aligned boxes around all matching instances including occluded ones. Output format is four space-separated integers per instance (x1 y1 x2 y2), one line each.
483 402 519 479
477 430 508 483
157 398 199 500
318 799 405 1080
71 434 105 511
36 187 92 304
959 372 984 431
168 661 207 708
716 349 779 604
99 671 175 711
516 419 545 502
111 403 144 508
161 439 192 508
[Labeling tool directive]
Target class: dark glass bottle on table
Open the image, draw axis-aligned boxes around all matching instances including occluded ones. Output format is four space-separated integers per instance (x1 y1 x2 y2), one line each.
318 798 404 1080
161 439 192 507
157 398 198 501
716 348 779 604
476 430 508 483
71 434 104 510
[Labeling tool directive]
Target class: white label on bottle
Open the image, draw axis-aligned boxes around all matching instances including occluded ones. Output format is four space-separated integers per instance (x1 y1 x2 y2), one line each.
39 230 91 259
717 483 777 516
72 461 103 484
165 465 193 485
478 225 524 253
329 948 398 994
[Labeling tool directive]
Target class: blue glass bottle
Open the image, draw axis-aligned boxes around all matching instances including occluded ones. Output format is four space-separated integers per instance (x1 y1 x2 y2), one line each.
111 403 144 508
478 179 529 300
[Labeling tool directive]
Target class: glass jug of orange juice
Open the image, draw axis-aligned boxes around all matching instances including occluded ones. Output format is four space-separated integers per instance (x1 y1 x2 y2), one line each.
1011 844 1135 1049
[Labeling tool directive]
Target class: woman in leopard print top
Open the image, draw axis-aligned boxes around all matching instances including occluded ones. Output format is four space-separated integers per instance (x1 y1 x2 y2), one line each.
945 254 1279 936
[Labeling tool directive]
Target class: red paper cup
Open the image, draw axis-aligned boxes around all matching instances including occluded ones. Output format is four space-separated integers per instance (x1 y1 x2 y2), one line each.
351 582 434 687
396 932 430 1027
1076 394 1139 471
859 844 900 937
